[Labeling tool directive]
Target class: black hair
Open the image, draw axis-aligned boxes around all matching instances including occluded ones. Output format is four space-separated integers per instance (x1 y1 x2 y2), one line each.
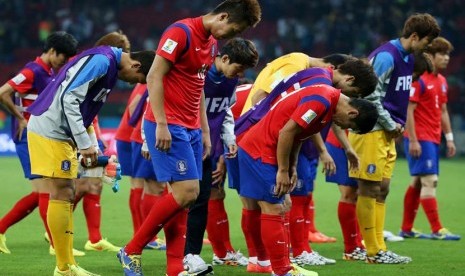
130 51 156 76
43 31 78 58
338 58 378 98
212 0 261 27
349 98 378 134
322 53 352 67
220 38 258 68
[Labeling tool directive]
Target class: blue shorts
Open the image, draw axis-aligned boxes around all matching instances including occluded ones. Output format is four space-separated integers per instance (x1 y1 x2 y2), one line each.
325 143 357 186
238 148 284 204
131 141 157 180
404 138 439 175
15 129 41 180
291 153 318 196
225 155 240 192
144 120 202 182
116 140 133 177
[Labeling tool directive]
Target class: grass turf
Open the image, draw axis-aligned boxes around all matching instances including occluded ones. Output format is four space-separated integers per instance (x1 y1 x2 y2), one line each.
0 157 464 275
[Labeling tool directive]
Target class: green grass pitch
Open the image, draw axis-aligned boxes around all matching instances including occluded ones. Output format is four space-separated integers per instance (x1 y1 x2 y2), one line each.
0 157 464 275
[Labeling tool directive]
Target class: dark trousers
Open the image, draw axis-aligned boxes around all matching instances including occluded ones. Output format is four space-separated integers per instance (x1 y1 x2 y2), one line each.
184 158 212 255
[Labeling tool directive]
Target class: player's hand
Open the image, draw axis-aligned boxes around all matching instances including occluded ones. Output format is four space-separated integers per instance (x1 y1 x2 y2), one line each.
79 147 98 167
289 166 298 192
155 124 171 152
16 118 27 140
275 169 291 197
212 156 226 185
202 131 211 160
141 140 150 160
386 123 404 140
225 144 238 158
345 147 359 170
408 140 422 158
320 151 336 176
446 141 456 158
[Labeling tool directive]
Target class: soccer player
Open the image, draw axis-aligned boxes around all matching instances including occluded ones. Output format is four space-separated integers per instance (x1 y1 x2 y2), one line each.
0 31 78 255
182 38 258 273
115 83 147 235
117 1 261 275
348 13 440 264
72 31 132 253
400 37 460 240
238 83 378 276
26 45 155 276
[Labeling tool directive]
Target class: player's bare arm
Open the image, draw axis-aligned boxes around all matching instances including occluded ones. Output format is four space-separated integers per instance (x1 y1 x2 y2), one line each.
276 119 302 197
200 90 211 160
310 133 336 176
147 55 172 152
331 123 359 170
441 103 456 157
0 83 27 139
406 101 421 158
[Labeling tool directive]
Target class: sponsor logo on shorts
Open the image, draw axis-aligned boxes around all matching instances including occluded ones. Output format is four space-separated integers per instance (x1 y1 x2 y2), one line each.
366 164 376 174
176 160 188 174
61 160 71 171
426 159 433 168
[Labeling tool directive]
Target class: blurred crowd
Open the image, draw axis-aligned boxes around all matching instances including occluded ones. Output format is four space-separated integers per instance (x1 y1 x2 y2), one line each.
0 0 464 123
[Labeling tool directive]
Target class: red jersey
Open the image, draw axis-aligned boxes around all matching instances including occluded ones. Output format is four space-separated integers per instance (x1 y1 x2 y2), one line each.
404 72 447 144
130 101 149 144
231 84 253 121
115 83 147 142
239 85 340 165
144 17 218 129
7 57 53 121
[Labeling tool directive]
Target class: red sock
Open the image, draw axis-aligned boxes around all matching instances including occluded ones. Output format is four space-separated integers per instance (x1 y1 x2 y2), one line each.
307 193 317 233
401 185 421 232
303 195 312 252
206 199 228 258
164 209 187 276
125 193 182 255
283 211 290 258
38 193 53 247
290 196 306 256
83 193 102 243
421 197 442 233
261 214 292 275
141 193 161 219
129 188 144 234
0 192 38 233
338 201 358 253
241 209 257 258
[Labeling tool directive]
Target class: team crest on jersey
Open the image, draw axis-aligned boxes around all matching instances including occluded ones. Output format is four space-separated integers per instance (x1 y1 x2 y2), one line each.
11 73 26 85
61 160 71 171
162 39 178 54
366 164 376 174
301 109 317 124
176 160 188 174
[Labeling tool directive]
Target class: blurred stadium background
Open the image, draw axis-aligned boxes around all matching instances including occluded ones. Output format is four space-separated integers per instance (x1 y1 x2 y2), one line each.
1 0 464 156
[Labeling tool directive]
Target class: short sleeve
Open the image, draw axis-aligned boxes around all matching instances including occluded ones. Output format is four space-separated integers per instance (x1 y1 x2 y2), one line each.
290 100 326 129
7 68 34 93
409 80 422 103
156 25 189 64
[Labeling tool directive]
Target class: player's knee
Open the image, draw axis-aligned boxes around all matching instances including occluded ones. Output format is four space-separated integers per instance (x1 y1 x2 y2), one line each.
283 195 292 212
420 175 438 197
358 181 380 198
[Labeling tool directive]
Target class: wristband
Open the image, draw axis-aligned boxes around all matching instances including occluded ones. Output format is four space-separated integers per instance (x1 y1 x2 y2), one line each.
445 133 454 141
